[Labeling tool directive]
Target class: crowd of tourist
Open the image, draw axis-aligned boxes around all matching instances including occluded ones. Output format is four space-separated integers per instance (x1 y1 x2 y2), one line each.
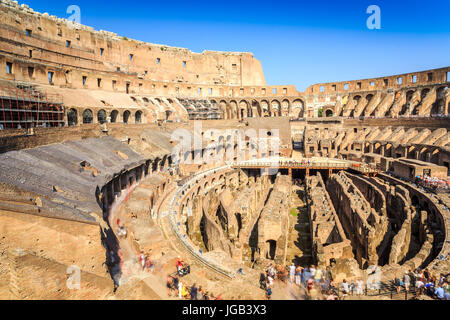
278 160 312 167
259 262 450 300
137 250 155 272
165 256 223 300
395 268 450 300
260 263 344 300
414 175 450 193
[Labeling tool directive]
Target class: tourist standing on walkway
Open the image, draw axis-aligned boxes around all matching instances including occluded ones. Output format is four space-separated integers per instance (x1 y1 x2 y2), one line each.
289 263 296 283
404 271 411 292
356 278 363 296
190 283 198 300
295 266 302 286
176 256 183 275
435 285 445 300
138 251 146 271
310 265 316 278
325 266 333 284
342 279 350 296
314 267 323 284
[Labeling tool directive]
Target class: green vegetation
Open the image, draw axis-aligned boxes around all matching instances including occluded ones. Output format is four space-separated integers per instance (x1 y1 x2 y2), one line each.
290 208 299 217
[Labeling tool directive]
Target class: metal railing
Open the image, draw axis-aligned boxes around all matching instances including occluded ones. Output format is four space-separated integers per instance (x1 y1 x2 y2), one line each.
167 166 236 279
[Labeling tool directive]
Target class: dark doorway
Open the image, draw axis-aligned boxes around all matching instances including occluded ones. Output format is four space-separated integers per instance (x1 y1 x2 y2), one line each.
266 240 277 260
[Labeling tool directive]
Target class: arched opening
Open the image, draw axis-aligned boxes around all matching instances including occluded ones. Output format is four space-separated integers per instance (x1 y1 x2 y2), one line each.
325 109 334 117
261 101 270 117
271 101 281 117
123 110 131 124
433 86 448 115
220 101 229 119
292 99 304 118
266 240 277 260
67 108 78 126
97 109 107 124
110 110 119 123
135 110 143 124
230 101 238 119
235 213 242 234
82 109 93 124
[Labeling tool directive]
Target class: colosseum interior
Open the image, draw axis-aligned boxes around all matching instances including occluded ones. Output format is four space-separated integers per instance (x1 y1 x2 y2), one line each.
0 0 449 301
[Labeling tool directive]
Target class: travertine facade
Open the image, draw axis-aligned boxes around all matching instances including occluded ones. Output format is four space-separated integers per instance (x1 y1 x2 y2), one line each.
0 0 448 301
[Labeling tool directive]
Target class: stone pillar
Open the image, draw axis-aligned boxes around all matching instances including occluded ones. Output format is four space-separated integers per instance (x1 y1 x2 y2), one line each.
402 147 408 158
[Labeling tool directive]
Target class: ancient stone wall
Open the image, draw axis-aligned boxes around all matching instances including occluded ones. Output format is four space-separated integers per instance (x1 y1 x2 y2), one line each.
305 173 352 268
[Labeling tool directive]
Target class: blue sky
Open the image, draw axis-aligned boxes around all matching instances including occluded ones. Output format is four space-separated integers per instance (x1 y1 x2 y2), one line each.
21 0 450 91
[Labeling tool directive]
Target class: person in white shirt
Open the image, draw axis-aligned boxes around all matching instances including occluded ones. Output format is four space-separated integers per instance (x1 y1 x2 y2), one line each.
310 265 316 278
289 264 296 283
342 279 350 296
356 279 364 296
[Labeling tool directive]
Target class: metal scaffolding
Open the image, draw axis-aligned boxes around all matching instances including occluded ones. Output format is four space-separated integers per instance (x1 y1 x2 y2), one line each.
178 98 223 120
0 82 64 130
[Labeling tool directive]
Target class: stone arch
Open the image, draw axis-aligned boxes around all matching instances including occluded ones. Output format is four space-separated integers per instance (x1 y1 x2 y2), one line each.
266 240 277 260
230 100 238 119
251 100 262 117
67 108 78 126
325 109 334 117
374 142 382 154
218 101 228 119
385 143 393 157
431 148 440 163
433 86 448 115
135 110 143 124
292 99 304 118
271 100 281 117
261 100 270 117
123 110 131 124
239 100 249 119
421 88 431 100
97 109 107 124
82 109 93 124
419 147 429 161
110 110 119 123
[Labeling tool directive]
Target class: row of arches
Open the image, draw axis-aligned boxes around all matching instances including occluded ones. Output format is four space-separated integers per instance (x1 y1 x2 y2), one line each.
67 109 143 126
340 85 448 117
213 98 305 120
